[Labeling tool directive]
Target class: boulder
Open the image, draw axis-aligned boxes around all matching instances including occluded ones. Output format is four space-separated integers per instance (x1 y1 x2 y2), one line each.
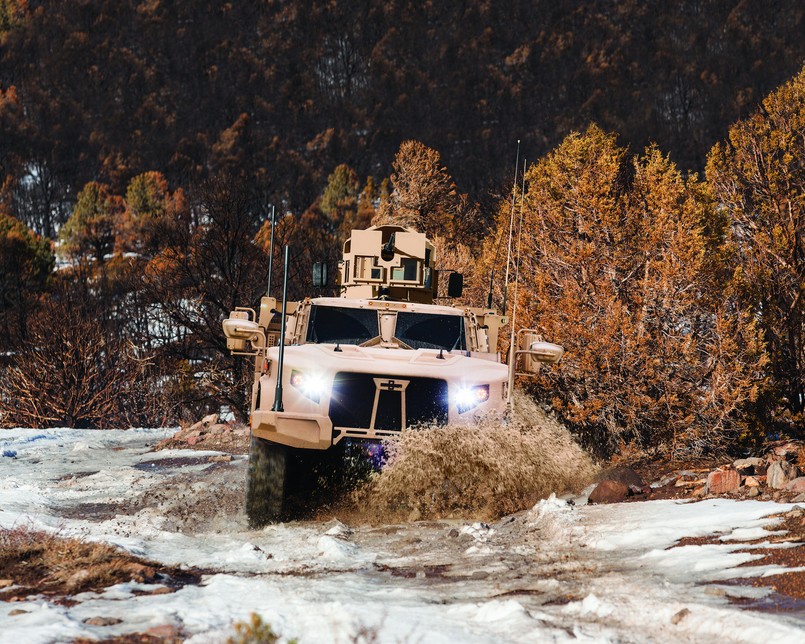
207 423 227 435
792 492 805 503
588 480 630 504
746 486 760 498
201 413 219 427
83 616 123 626
147 624 181 639
784 477 805 494
767 461 800 489
706 468 740 494
596 467 645 488
743 476 760 487
771 441 801 459
733 457 764 474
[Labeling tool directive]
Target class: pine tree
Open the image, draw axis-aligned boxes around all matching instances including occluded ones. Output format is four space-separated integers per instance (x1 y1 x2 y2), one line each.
59 181 122 264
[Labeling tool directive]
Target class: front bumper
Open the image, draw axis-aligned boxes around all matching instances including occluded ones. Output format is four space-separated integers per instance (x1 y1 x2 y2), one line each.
251 410 333 450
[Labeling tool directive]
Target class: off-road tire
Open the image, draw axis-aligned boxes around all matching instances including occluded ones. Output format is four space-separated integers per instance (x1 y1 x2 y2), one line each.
246 437 288 528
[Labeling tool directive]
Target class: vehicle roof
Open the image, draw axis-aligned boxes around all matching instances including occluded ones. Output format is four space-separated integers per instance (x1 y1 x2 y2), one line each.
309 296 466 316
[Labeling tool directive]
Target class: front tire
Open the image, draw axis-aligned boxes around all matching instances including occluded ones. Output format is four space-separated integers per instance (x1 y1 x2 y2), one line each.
246 437 288 528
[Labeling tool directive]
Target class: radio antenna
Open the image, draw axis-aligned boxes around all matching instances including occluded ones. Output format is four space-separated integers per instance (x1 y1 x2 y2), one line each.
502 140 521 314
506 158 527 406
266 205 276 297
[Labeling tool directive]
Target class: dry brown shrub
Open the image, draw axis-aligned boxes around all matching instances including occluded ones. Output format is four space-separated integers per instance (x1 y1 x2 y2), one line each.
357 391 597 521
0 525 184 597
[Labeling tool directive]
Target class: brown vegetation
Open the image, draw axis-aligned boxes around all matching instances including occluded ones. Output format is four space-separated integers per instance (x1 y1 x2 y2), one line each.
496 125 768 457
357 392 597 521
0 525 200 599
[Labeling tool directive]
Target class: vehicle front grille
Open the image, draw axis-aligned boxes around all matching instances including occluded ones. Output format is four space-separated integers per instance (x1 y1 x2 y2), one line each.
329 372 448 432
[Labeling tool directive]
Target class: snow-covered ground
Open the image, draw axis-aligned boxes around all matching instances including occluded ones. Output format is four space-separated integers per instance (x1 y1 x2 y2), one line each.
1 427 803 643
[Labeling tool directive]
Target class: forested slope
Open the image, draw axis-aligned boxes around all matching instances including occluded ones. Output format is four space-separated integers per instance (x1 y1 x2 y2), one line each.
2 1 804 236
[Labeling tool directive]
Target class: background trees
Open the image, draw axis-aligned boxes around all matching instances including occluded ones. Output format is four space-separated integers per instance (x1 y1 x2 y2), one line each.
0 207 52 344
2 1 804 239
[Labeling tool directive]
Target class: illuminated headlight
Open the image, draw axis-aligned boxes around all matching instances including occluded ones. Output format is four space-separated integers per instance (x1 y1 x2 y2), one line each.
290 369 327 403
455 384 490 413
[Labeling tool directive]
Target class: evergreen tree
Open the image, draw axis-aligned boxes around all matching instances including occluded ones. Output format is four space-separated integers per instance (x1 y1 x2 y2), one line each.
503 125 765 456
707 65 805 428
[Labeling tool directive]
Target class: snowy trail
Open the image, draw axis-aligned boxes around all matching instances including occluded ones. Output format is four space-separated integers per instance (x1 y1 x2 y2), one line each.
1 428 803 643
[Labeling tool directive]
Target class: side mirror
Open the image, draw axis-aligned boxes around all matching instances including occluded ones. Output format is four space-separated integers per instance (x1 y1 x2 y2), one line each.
222 312 262 352
528 341 564 364
313 261 328 287
447 272 463 298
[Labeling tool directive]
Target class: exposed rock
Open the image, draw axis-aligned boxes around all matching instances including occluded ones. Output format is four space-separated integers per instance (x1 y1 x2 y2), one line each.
743 475 760 487
793 492 805 503
767 461 800 489
125 563 157 583
651 474 678 488
706 468 740 494
0 579 13 589
784 477 805 494
671 608 690 625
201 413 219 427
746 486 760 498
596 467 645 488
146 624 181 639
84 616 123 626
8 608 28 616
208 454 233 463
186 435 202 446
691 485 707 498
733 457 764 474
770 441 801 459
676 477 705 488
588 480 629 504
207 423 227 435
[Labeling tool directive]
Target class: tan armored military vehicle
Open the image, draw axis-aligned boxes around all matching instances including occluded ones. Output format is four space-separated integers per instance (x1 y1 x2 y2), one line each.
223 224 563 526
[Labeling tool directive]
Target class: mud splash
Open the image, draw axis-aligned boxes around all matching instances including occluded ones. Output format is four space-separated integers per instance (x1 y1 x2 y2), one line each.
353 392 597 522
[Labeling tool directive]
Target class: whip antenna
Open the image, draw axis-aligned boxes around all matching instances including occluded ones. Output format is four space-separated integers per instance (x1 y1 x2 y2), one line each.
506 158 527 407
502 140 521 314
266 205 276 298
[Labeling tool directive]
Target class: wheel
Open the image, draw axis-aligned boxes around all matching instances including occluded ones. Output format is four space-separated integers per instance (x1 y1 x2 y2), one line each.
246 437 288 528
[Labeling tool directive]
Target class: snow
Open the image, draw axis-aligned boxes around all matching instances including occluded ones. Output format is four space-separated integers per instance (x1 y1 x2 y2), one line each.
1 427 803 643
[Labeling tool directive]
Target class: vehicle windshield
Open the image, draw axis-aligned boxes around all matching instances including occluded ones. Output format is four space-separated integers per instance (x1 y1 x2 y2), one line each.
305 305 466 351
395 311 465 351
306 306 377 344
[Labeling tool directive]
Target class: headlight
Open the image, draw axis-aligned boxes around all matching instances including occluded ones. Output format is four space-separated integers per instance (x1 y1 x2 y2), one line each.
455 384 490 413
290 369 327 403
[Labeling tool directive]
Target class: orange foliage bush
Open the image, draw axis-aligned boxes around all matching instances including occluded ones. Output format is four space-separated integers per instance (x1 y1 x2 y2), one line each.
497 125 767 457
